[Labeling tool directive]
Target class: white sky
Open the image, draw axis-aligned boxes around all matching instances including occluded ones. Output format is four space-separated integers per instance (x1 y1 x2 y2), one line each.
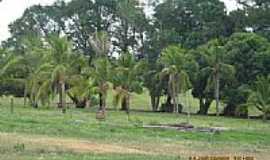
0 0 238 42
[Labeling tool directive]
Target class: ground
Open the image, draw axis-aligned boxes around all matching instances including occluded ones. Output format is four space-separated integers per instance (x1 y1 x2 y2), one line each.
0 95 269 160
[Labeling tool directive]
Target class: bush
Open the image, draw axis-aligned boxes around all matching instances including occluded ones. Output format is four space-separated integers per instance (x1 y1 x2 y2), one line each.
0 79 24 97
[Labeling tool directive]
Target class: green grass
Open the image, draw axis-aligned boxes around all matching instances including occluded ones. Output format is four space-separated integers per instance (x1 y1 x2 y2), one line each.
0 95 269 159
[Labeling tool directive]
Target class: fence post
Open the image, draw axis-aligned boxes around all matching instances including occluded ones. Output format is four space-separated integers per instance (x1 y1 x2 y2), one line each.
10 97 14 114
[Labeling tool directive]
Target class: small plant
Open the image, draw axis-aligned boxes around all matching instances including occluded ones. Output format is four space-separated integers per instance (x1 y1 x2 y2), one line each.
13 143 25 152
131 117 144 127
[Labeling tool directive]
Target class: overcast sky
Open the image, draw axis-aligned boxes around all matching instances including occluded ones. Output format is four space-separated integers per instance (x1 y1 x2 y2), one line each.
0 0 239 42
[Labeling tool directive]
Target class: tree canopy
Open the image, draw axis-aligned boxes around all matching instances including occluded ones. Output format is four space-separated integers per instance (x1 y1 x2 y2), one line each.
1 0 270 120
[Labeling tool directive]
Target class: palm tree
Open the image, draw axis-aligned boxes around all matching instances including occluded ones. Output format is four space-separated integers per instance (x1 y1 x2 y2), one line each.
200 39 235 116
0 48 26 108
112 53 144 114
160 45 191 113
35 35 85 113
67 75 98 108
0 49 22 77
20 36 47 107
246 76 270 121
1 36 56 108
143 63 163 111
89 31 111 115
27 66 53 108
91 57 111 113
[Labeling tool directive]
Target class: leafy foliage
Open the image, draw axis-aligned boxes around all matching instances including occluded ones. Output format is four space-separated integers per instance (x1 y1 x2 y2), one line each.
246 76 270 120
112 53 144 112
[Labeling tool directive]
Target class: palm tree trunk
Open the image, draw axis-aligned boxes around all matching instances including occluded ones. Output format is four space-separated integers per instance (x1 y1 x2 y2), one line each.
10 97 14 114
263 113 267 122
121 97 128 111
60 82 66 113
59 84 62 108
198 98 205 115
156 96 160 111
175 93 179 113
215 70 220 116
198 98 212 115
126 94 130 121
23 85 27 107
102 93 106 112
150 95 160 112
170 74 177 113
99 93 103 111
150 95 155 111
86 99 90 108
186 92 190 124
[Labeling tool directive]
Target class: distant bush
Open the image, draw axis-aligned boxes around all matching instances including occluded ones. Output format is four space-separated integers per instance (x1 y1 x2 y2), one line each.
0 79 24 97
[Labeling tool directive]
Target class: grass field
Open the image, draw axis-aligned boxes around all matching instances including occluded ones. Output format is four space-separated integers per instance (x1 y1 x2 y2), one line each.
0 94 269 160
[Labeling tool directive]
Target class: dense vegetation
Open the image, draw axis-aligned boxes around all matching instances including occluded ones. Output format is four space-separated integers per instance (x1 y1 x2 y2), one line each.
0 0 270 121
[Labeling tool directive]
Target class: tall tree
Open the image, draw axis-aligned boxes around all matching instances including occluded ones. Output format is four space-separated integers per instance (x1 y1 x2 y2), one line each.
192 39 235 115
89 31 111 112
153 0 229 49
18 35 46 107
91 58 111 112
204 40 235 116
236 0 270 40
223 33 270 116
142 62 164 111
35 36 85 112
112 0 148 54
3 3 66 52
112 53 144 113
64 0 117 55
160 45 191 113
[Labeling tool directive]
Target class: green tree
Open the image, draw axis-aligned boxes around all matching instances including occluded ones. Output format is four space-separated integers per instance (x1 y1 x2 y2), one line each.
0 48 25 97
35 36 85 112
92 58 111 112
89 31 111 112
204 40 235 116
3 3 66 53
160 45 191 113
237 0 270 40
142 62 164 111
19 36 47 107
153 0 229 49
192 39 235 115
246 75 270 121
112 53 144 113
67 75 98 108
113 0 147 54
223 33 270 116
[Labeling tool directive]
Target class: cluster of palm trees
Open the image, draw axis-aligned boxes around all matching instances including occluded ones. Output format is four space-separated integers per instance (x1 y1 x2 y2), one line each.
1 33 145 117
1 32 270 121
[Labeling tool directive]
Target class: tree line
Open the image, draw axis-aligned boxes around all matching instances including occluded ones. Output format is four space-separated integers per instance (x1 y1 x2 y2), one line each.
0 0 269 120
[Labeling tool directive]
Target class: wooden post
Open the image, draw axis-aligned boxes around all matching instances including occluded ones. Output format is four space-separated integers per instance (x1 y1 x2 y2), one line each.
10 97 14 114
186 92 191 124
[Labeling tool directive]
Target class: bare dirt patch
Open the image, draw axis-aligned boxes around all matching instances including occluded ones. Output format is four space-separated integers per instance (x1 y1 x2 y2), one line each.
0 133 149 155
29 138 150 154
